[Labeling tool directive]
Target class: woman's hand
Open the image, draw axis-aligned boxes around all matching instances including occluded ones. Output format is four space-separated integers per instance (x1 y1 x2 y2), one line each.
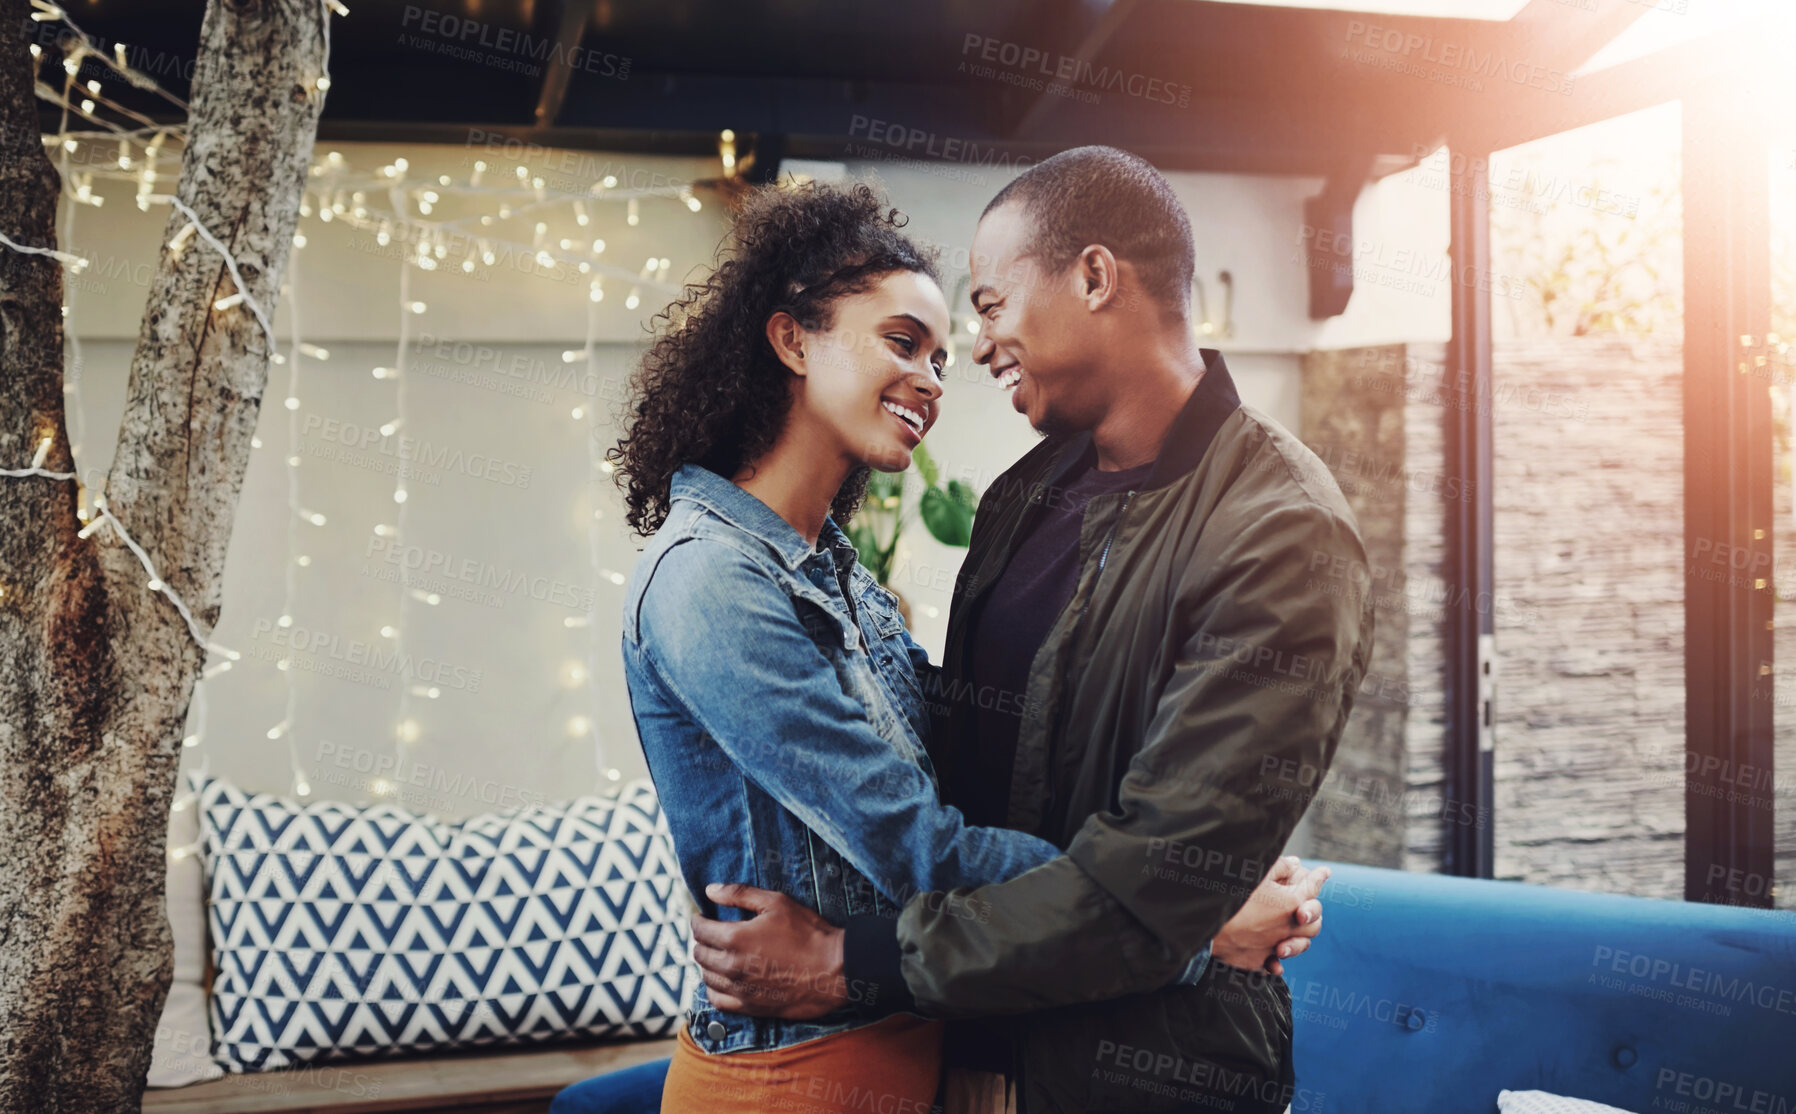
1211 856 1328 976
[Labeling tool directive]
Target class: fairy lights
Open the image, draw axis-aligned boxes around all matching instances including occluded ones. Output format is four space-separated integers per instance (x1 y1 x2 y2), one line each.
377 254 420 791
271 250 318 800
573 265 624 786
0 0 348 856
0 229 89 270
5 0 715 832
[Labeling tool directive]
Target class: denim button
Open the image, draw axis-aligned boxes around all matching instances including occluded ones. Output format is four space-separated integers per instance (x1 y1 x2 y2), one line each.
706 1020 726 1041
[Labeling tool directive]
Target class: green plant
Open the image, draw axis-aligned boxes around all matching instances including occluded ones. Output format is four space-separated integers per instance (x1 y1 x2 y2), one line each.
846 442 978 586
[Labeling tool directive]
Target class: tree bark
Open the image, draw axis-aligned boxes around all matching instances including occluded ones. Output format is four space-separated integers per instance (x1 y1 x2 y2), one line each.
0 1 327 1110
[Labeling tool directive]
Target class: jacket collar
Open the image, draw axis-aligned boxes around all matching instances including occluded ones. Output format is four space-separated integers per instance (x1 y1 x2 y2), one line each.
669 462 843 573
1040 348 1242 493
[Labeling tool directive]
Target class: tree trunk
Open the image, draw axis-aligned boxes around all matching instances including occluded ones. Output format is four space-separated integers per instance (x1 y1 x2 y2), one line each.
0 1 327 1109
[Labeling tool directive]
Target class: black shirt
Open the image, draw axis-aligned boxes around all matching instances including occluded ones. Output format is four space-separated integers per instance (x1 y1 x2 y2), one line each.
960 452 1156 828
841 452 1156 1057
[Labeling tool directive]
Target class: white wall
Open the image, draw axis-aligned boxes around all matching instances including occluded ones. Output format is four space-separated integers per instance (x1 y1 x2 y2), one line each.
52 140 1441 817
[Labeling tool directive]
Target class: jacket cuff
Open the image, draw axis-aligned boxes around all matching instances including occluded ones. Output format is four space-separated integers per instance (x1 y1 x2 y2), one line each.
1187 943 1212 984
843 914 916 1017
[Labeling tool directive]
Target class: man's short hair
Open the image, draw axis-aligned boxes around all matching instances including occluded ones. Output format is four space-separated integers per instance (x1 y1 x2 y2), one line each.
982 145 1195 319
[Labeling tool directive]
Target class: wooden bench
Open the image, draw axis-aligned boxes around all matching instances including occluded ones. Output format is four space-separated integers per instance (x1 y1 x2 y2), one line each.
141 1037 675 1114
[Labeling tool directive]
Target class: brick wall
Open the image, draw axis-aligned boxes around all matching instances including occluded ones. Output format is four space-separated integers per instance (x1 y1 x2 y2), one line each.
1399 341 1451 874
1479 337 1685 898
1298 346 1410 867
1305 337 1796 906
1311 337 1737 900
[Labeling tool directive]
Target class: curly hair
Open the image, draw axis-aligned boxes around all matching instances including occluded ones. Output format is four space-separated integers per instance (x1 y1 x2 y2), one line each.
607 179 942 538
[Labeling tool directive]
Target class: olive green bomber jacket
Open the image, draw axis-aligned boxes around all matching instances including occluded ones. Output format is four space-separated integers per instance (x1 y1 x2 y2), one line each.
856 349 1376 1109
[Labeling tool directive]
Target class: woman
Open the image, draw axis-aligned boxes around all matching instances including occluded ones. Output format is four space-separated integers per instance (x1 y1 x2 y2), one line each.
591 180 1279 1113
608 178 1056 1112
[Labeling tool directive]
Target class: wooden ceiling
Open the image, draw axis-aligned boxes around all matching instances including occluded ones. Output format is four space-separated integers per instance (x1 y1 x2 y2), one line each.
38 0 1654 177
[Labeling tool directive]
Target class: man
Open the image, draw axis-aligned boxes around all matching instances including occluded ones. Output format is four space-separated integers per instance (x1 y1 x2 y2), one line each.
687 146 1376 1113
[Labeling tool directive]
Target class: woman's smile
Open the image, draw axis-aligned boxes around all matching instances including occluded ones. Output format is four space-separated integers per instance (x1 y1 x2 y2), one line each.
880 397 928 445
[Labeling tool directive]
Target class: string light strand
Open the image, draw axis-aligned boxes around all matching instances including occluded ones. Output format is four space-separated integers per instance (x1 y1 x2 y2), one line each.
143 193 278 355
0 229 88 270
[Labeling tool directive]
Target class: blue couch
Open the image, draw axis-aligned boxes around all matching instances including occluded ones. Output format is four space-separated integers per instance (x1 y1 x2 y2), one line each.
1290 863 1796 1113
553 864 1796 1113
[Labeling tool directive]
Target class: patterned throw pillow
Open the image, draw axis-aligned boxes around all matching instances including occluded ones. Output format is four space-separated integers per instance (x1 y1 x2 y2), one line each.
193 771 694 1073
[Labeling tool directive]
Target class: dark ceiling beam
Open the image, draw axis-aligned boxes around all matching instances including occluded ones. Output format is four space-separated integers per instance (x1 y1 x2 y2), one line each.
1401 0 1651 156
312 110 1409 179
533 0 594 128
1449 21 1783 155
200 0 1754 184
1059 2 1618 178
315 119 727 159
540 65 1446 176
1120 4 1528 103
54 0 1615 182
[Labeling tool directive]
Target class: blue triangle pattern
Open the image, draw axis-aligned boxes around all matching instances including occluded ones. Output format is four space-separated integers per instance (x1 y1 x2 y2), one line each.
192 773 692 1074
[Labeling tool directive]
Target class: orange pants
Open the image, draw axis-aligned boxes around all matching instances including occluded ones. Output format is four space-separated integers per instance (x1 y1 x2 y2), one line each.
660 1012 946 1114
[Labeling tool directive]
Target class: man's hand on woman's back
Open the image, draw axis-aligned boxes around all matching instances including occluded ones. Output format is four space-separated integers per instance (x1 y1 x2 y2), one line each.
690 883 850 1019
1210 855 1328 976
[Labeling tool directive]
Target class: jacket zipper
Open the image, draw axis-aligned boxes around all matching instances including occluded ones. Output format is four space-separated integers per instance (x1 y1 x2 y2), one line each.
1094 492 1132 583
1077 489 1134 627
1043 488 1135 825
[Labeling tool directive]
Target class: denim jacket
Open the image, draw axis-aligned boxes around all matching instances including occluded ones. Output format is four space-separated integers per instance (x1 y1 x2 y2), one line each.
621 463 1207 1055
